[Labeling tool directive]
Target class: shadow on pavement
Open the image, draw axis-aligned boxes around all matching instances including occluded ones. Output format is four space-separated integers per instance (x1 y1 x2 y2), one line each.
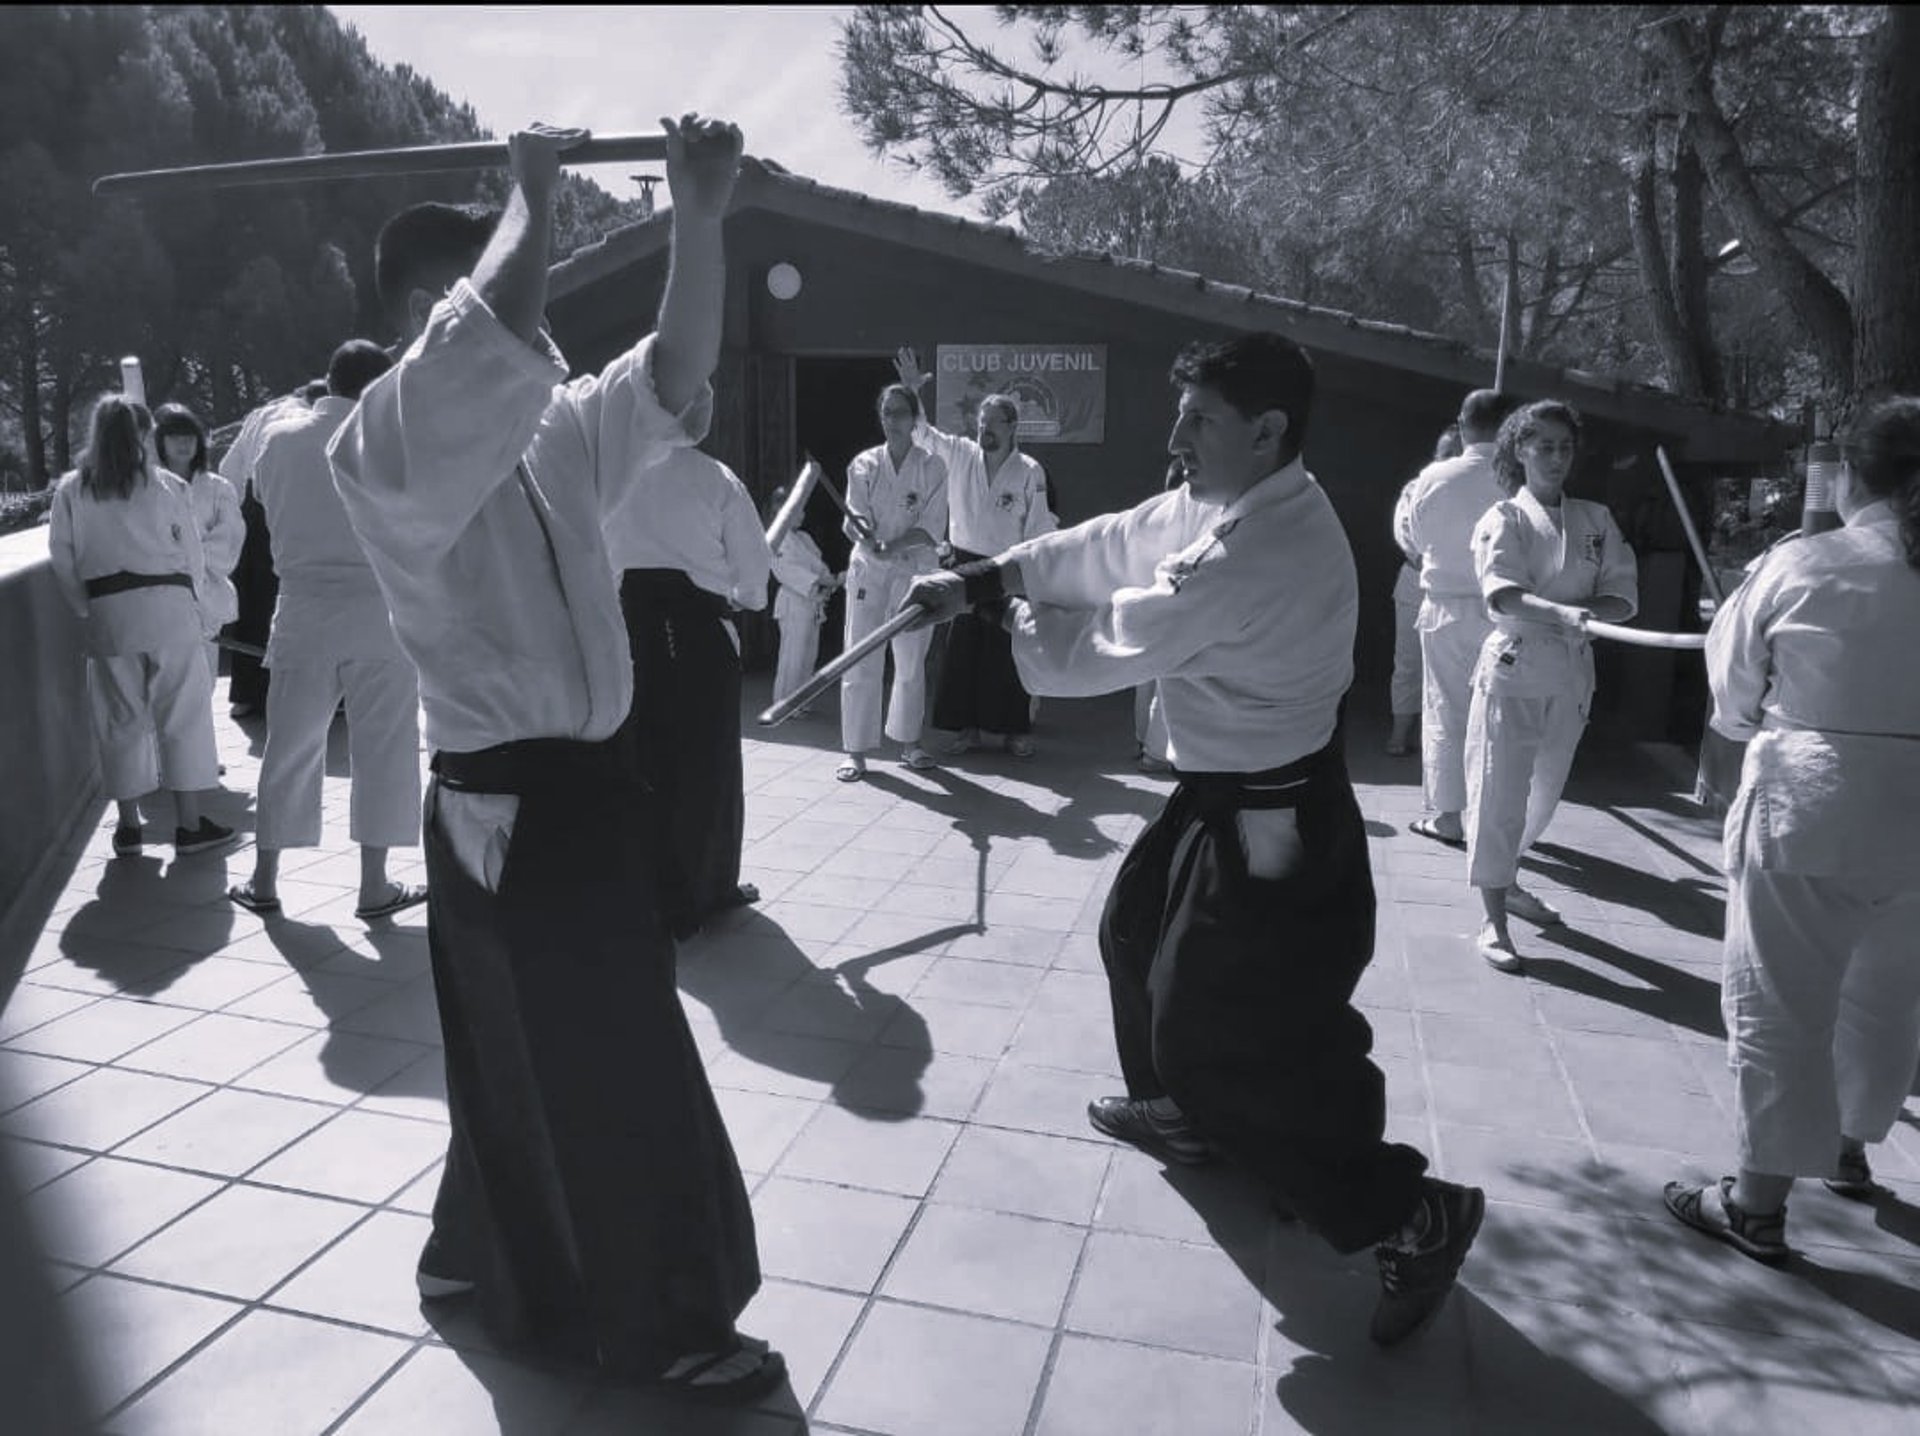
1522 925 1724 1040
1528 840 1724 939
55 850 239 997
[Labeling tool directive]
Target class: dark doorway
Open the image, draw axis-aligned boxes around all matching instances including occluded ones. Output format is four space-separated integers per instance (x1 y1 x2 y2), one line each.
795 355 895 663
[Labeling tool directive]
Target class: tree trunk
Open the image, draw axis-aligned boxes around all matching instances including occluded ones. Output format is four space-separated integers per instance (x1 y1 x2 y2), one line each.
1853 6 1920 402
1627 121 1707 398
1649 15 1854 391
1669 123 1722 401
19 311 48 487
50 343 74 477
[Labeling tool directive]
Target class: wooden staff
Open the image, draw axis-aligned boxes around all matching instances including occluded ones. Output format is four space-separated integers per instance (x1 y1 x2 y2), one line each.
93 132 670 199
758 605 928 727
764 459 821 552
812 465 877 542
1583 618 1705 651
1655 445 1725 605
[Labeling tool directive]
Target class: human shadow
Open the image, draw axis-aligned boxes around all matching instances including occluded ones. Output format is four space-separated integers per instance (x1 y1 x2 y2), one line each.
1527 840 1724 939
865 763 1126 864
1156 1162 1674 1434
1521 924 1725 1040
678 907 949 1119
53 849 239 997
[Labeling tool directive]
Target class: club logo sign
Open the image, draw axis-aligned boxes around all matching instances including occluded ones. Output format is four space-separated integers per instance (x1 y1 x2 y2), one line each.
935 344 1107 444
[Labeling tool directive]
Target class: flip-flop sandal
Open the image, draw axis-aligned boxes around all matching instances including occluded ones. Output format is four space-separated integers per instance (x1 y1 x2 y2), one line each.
226 884 281 915
716 883 760 909
1663 1177 1789 1265
647 1336 786 1406
355 883 429 921
901 746 936 771
1409 817 1466 849
835 760 866 782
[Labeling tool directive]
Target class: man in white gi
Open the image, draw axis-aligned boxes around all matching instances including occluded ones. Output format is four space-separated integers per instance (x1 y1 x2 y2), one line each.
892 347 1056 756
605 443 771 939
1400 391 1518 843
767 487 839 713
1386 476 1423 756
837 383 949 781
227 340 424 922
1664 394 1920 1264
906 331 1484 1349
326 119 782 1402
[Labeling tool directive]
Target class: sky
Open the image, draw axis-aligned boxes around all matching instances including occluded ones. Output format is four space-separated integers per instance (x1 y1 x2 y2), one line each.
327 5 991 220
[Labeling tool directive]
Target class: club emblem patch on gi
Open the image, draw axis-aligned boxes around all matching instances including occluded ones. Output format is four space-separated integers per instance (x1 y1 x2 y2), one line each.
996 492 1016 510
1580 532 1604 564
1164 537 1225 594
904 491 920 510
170 522 183 544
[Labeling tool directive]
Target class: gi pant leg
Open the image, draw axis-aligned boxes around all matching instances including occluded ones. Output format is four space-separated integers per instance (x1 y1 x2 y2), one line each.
256 660 344 850
88 654 160 802
773 614 820 705
148 639 219 792
1097 752 1428 1253
1463 686 1585 890
840 561 932 752
1418 610 1490 813
228 486 276 709
1389 592 1422 719
422 743 759 1372
931 548 1032 736
341 657 423 848
1726 859 1920 1174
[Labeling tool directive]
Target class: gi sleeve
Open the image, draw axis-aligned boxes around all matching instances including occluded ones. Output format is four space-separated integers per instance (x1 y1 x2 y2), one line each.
328 280 566 564
1022 460 1059 541
198 473 245 579
770 536 822 592
718 463 773 610
844 451 876 542
1009 526 1251 698
560 334 713 516
1008 488 1195 610
1392 476 1421 564
915 453 950 544
1592 507 1639 619
911 415 972 474
1472 501 1532 603
1705 556 1782 741
46 478 88 618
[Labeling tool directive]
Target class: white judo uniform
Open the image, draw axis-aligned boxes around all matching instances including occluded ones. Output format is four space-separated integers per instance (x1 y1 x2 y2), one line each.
1388 476 1423 721
252 395 421 852
1463 489 1637 888
184 467 244 681
47 470 219 800
840 442 949 753
770 529 833 705
1707 501 1920 1174
1402 442 1503 813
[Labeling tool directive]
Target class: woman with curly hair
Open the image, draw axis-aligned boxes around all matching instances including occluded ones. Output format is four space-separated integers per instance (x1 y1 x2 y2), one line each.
153 401 243 683
1664 395 1920 1264
1462 400 1637 971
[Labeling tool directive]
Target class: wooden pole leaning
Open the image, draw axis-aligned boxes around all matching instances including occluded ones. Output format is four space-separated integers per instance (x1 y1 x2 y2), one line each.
758 604 929 728
763 459 821 553
93 133 671 199
1654 445 1726 606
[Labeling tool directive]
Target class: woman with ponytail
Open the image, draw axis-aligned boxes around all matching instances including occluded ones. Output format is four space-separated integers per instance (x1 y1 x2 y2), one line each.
153 402 243 683
1666 396 1920 1265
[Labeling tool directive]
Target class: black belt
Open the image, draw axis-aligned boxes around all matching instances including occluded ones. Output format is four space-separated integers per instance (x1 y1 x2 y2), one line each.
84 571 194 599
619 567 733 621
431 732 639 796
1176 742 1341 811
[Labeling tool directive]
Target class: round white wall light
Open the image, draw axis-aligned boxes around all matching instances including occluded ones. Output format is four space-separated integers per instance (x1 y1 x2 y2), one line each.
766 262 803 301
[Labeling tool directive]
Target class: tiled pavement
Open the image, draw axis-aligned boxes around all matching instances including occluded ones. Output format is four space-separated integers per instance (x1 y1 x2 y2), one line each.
3 682 1918 1436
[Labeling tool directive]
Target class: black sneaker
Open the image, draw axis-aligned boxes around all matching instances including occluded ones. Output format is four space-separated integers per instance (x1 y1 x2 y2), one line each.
416 1231 475 1300
1371 1178 1485 1347
112 823 143 857
174 818 237 855
1086 1095 1213 1165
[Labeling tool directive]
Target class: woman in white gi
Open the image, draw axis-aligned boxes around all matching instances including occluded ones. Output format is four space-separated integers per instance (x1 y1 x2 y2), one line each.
836 383 949 780
153 402 242 684
767 487 839 714
47 394 234 857
1463 400 1637 971
1664 395 1920 1264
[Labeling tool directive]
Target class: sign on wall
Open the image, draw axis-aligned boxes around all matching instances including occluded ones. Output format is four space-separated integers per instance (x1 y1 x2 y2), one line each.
934 344 1107 444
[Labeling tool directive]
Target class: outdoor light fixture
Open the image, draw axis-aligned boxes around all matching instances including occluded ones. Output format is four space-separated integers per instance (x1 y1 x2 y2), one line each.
766 262 803 300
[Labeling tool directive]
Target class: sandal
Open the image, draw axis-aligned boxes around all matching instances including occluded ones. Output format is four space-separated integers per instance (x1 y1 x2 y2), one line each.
646 1335 787 1406
226 883 281 915
836 758 867 782
900 745 936 771
1663 1177 1789 1265
355 882 429 921
1409 817 1466 849
1824 1147 1877 1201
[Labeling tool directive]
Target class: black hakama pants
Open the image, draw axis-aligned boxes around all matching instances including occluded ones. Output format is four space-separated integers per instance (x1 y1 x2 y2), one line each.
619 568 747 938
932 547 1033 736
226 481 277 709
1098 743 1429 1253
422 735 759 1373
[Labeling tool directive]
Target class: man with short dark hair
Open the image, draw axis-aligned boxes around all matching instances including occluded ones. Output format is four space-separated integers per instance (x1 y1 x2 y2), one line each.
326 119 782 1402
906 331 1484 1348
1401 388 1522 848
228 339 422 921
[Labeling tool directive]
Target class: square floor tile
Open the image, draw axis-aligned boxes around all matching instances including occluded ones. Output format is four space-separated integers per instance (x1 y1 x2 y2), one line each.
816 1301 1052 1436
111 1182 365 1299
108 1306 410 1436
232 1029 433 1106
0 1047 92 1111
2 1066 212 1151
1 996 200 1064
832 1046 992 1121
1035 1335 1259 1436
1095 1157 1273 1253
751 1175 917 1292
712 1087 817 1174
931 1126 1112 1225
973 1063 1102 1139
27 1156 224 1267
248 1110 446 1203
737 1278 865 1408
3 1135 89 1191
776 1107 960 1196
913 956 1046 1008
115 1011 312 1085
61 1272 243 1411
881 996 1022 1059
268 1208 433 1335
113 1086 335 1177
0 983 98 1043
334 1345 591 1436
706 1031 866 1101
1065 1229 1264 1362
880 1204 1085 1324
